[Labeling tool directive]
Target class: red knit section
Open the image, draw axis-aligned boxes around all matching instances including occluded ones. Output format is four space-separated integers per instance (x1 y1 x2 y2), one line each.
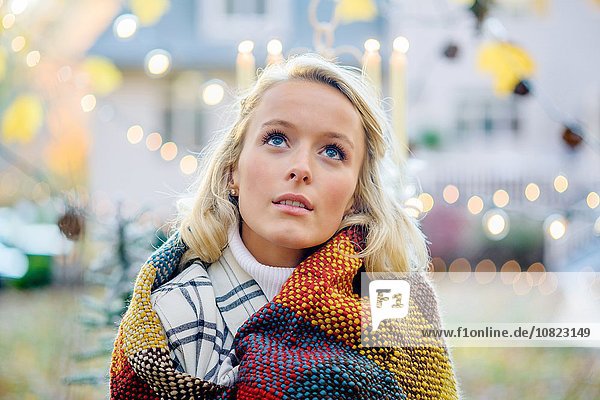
110 355 160 400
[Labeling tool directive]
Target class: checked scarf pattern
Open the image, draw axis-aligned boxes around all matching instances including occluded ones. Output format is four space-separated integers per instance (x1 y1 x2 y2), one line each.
110 227 458 399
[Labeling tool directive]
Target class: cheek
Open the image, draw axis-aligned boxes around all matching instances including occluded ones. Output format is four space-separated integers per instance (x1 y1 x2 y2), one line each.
239 152 273 190
322 172 358 214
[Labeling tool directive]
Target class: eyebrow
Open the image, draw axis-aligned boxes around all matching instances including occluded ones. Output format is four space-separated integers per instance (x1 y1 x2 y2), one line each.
261 119 355 150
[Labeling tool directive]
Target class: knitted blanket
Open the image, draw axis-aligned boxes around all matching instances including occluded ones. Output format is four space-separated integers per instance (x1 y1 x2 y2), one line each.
110 227 458 399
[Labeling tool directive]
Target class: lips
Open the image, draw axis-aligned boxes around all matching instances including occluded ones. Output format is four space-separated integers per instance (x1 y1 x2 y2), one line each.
272 193 314 211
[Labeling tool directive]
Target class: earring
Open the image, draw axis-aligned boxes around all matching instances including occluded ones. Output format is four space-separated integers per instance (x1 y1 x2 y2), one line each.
230 188 237 196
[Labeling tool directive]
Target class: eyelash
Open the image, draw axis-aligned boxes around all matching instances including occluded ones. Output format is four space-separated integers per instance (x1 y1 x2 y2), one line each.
260 130 347 161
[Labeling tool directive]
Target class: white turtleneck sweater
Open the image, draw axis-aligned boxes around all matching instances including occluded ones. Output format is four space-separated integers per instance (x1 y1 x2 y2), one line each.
227 226 296 301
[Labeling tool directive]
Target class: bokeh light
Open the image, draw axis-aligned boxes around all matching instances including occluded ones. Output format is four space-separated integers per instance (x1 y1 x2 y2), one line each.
467 195 484 215
418 192 434 212
145 132 162 151
545 214 567 240
113 14 138 39
364 38 380 52
238 40 254 54
126 125 144 144
482 209 509 240
80 94 96 112
492 189 509 208
202 82 225 106
524 182 540 201
443 184 460 204
11 36 26 52
553 174 568 193
267 39 283 55
160 142 178 161
26 50 40 67
145 49 171 77
179 155 198 175
586 191 599 209
393 36 410 53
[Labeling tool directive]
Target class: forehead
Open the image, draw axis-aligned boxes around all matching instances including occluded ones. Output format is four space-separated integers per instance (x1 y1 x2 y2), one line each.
249 80 363 136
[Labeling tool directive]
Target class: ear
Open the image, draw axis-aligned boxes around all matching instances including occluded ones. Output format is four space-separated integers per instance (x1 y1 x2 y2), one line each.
229 165 240 190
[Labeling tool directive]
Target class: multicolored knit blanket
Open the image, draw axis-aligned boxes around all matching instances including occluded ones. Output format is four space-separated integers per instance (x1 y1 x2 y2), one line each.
110 227 458 399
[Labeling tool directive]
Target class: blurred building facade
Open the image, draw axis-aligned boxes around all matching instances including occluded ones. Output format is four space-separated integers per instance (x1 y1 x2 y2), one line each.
88 0 600 271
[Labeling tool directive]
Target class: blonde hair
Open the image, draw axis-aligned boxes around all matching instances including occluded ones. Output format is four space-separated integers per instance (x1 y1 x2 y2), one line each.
179 54 429 273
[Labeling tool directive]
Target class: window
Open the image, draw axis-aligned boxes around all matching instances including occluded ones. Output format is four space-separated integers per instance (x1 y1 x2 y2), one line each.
198 0 291 43
455 93 520 142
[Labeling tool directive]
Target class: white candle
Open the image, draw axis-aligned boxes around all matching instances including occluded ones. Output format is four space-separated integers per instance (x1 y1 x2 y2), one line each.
390 36 409 161
266 39 284 66
362 39 382 92
236 40 256 90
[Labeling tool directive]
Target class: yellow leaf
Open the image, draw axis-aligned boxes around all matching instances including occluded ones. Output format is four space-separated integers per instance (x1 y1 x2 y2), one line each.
335 0 378 23
45 132 89 182
130 0 170 26
82 56 123 95
477 42 535 95
1 95 44 144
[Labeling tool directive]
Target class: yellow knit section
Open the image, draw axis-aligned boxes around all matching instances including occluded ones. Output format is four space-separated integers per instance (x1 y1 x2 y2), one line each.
119 263 168 358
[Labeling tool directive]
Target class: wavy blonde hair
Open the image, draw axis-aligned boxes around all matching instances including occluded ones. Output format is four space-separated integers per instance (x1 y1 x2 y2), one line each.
179 54 429 273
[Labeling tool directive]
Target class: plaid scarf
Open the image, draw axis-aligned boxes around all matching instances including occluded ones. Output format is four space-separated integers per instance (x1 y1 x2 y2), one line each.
110 227 458 399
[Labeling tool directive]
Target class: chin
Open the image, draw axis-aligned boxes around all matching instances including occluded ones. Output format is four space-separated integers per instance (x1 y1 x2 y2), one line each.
269 230 322 250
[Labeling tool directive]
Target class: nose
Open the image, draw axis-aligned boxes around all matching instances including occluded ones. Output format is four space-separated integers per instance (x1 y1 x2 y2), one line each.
287 150 312 184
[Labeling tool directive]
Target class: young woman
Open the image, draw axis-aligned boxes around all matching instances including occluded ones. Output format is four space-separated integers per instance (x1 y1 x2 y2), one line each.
110 54 458 399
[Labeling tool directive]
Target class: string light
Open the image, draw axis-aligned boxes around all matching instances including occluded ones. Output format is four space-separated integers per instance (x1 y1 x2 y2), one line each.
11 36 26 52
474 259 496 284
545 214 567 240
418 192 434 212
482 209 509 240
160 142 178 161
448 258 471 283
2 14 16 29
145 132 162 151
587 192 599 209
126 125 144 144
113 14 138 39
80 94 97 112
25 50 40 67
492 189 509 208
500 260 520 284
145 49 171 77
524 182 540 201
10 0 29 15
179 155 198 175
443 184 460 204
467 195 484 215
553 174 568 193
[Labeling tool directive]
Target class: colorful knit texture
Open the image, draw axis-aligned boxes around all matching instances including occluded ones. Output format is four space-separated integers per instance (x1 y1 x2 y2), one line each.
110 228 458 399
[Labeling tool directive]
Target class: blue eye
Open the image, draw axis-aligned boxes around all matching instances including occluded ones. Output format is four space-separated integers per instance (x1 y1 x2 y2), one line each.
324 146 344 160
268 135 285 147
263 132 287 147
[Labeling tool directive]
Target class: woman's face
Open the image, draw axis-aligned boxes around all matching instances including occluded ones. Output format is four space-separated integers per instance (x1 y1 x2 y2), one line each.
232 80 365 264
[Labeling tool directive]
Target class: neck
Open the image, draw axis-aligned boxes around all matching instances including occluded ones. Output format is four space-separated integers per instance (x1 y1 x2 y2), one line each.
240 222 303 268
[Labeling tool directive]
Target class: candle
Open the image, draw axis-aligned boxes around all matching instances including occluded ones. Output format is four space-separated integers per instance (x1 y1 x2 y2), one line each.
362 38 381 92
266 39 284 66
236 40 256 90
390 36 409 161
